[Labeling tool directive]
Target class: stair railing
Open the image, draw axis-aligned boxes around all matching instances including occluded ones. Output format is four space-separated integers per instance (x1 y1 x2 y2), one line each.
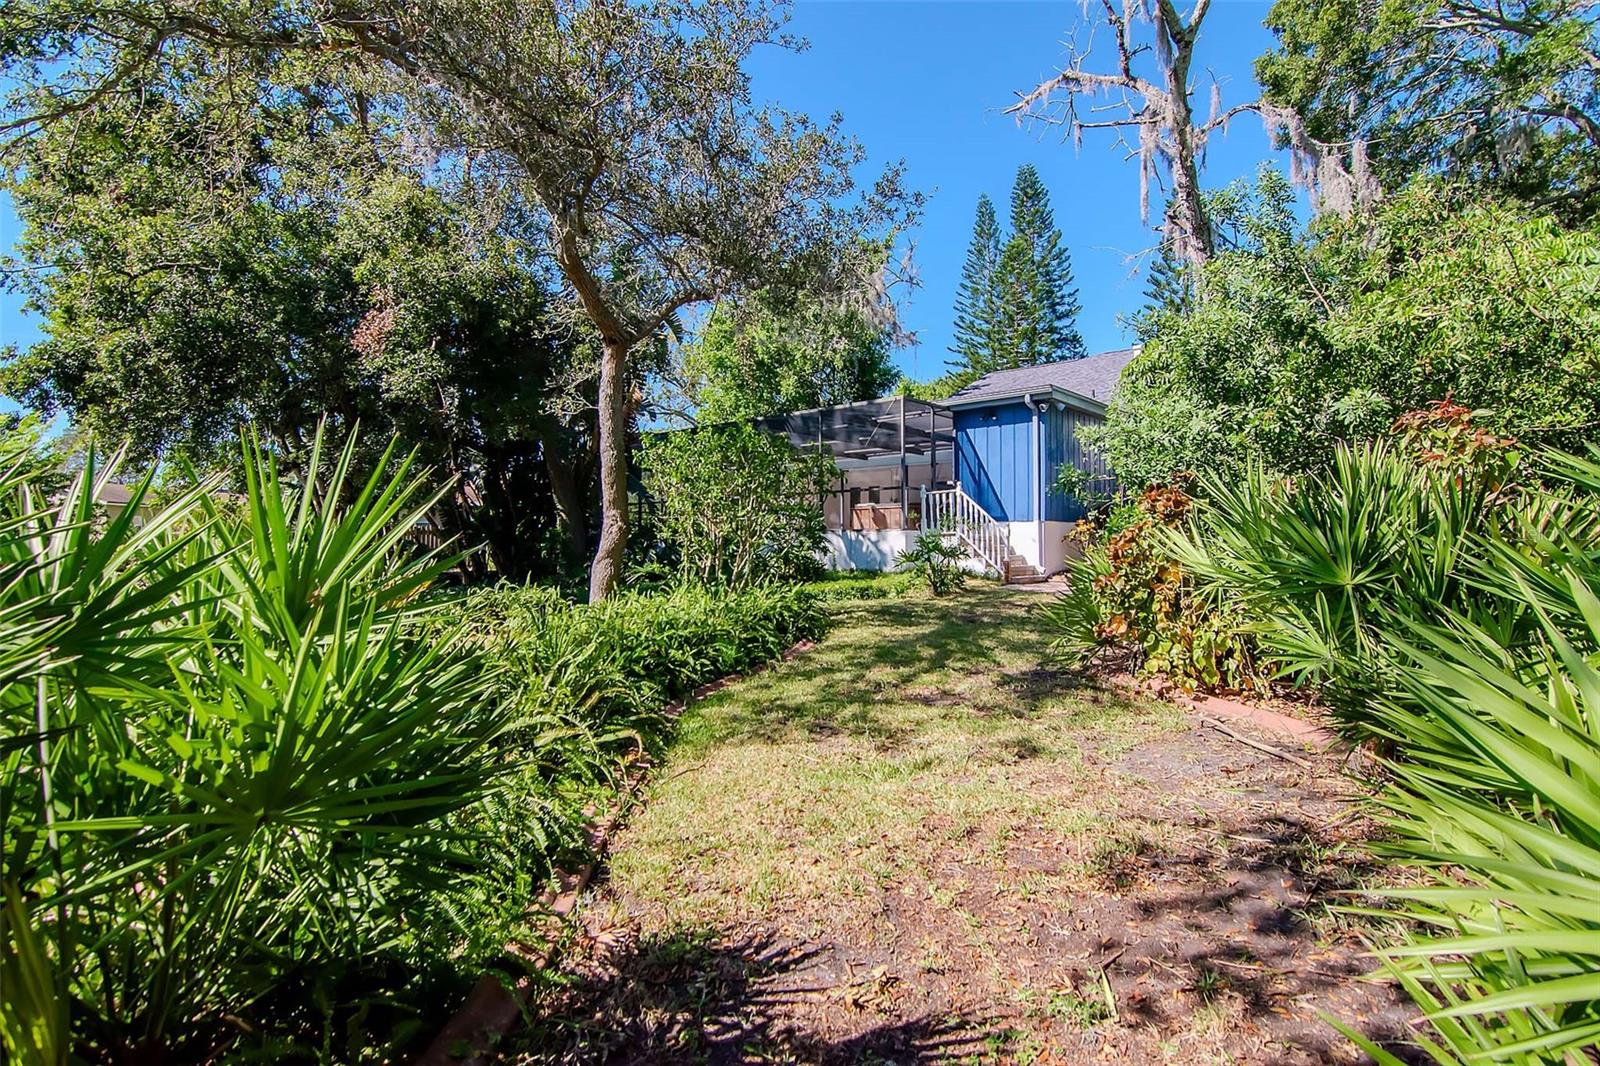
920 484 1011 575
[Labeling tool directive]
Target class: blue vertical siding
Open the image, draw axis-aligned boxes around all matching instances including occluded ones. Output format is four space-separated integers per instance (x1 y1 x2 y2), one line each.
1044 407 1111 520
953 400 1112 523
953 403 1035 521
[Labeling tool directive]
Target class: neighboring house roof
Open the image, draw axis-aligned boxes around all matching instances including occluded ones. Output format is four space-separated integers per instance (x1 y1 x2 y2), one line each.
95 482 136 506
944 346 1141 411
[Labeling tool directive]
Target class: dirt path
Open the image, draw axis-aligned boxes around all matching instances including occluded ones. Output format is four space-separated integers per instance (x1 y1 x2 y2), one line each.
509 585 1417 1065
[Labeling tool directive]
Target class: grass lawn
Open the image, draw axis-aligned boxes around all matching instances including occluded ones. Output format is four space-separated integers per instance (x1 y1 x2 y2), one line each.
513 584 1415 1064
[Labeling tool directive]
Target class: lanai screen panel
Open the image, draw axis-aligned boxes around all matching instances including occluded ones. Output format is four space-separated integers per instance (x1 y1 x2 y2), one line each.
752 397 954 530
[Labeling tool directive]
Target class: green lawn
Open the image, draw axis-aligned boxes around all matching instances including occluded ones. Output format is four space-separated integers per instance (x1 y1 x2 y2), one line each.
516 585 1414 1064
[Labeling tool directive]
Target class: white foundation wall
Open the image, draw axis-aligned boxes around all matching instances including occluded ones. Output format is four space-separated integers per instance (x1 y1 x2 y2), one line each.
997 521 1078 574
820 530 923 572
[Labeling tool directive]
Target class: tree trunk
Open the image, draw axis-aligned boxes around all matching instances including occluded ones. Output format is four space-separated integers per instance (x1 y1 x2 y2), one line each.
1158 1 1215 264
588 337 631 601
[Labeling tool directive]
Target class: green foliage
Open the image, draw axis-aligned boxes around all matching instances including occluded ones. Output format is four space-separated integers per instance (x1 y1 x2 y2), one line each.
1341 591 1600 1063
801 570 918 602
1142 234 1192 314
1097 172 1600 489
1168 441 1504 714
950 195 1005 374
896 533 968 596
0 415 828 1060
1257 0 1600 220
949 165 1084 377
0 56 600 582
679 290 901 423
1128 417 1600 1059
897 368 982 402
1336 453 1600 1063
0 423 507 1058
458 582 828 713
997 164 1085 367
1045 484 1261 690
639 425 837 588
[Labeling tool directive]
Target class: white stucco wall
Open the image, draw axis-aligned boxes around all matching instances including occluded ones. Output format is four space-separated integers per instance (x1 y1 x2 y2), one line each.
820 530 923 572
823 522 1080 577
997 521 1077 574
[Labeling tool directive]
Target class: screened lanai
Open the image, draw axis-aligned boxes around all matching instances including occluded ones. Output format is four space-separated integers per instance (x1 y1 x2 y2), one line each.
752 396 953 531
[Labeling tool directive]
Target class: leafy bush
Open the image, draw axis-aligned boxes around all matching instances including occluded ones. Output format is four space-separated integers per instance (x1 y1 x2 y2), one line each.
457 581 828 712
1339 584 1600 1065
1044 483 1261 691
1165 404 1520 715
896 532 968 596
414 580 828 977
1328 453 1600 1064
0 417 829 1063
638 424 837 588
1095 174 1600 489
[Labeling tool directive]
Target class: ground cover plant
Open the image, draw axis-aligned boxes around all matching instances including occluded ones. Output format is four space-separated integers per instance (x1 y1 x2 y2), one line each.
802 569 918 602
0 424 830 1064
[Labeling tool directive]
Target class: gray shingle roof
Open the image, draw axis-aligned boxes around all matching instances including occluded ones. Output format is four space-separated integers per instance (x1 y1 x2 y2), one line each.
946 346 1140 407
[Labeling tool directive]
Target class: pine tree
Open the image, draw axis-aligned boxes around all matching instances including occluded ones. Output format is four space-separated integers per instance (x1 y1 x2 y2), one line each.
1143 237 1192 314
996 164 1085 366
949 194 1003 374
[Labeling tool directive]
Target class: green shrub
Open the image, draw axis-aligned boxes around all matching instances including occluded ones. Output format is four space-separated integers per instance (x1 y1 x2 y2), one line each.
1 427 505 1061
1096 175 1600 489
1138 424 1600 1060
460 581 828 711
1044 483 1261 691
896 532 968 596
638 424 837 588
0 416 829 1063
1165 433 1513 715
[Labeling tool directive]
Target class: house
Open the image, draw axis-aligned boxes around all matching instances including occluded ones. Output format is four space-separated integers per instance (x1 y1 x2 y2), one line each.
752 345 1138 582
936 346 1137 579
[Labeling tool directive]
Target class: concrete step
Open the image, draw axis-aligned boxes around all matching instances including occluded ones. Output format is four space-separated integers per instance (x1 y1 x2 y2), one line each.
1003 558 1048 584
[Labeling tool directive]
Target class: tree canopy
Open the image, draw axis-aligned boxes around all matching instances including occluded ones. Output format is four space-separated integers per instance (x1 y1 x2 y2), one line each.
948 165 1083 378
677 290 902 424
1095 170 1600 488
1257 0 1600 220
0 0 920 599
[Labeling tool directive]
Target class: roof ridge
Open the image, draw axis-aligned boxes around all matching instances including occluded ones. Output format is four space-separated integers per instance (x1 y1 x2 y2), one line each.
948 346 1141 406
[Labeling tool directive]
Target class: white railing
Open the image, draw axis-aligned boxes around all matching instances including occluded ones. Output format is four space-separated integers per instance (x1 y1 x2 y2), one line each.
921 485 1011 574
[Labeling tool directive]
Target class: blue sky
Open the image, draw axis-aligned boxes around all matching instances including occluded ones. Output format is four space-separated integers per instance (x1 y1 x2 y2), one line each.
0 0 1286 386
746 0 1284 382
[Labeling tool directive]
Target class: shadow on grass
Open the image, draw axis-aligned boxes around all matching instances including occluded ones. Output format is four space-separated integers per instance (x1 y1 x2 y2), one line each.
1078 806 1426 1063
515 926 995 1064
674 583 1141 754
